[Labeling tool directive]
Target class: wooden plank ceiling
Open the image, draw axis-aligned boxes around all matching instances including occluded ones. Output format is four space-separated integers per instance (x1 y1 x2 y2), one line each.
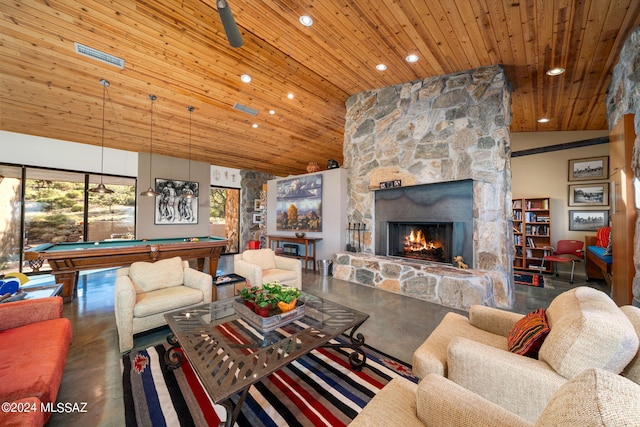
1 0 639 176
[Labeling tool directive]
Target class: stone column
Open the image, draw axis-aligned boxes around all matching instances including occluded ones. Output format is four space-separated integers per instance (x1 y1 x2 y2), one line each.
606 25 640 307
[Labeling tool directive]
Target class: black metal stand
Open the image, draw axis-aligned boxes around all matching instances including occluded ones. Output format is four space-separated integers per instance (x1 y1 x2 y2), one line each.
346 223 367 253
164 333 184 370
320 319 368 370
220 387 250 427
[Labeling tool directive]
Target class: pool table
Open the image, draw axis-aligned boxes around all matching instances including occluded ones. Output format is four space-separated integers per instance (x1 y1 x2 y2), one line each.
25 236 227 302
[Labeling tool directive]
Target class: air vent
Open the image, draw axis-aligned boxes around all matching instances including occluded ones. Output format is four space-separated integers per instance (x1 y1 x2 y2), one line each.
233 103 258 116
74 43 125 69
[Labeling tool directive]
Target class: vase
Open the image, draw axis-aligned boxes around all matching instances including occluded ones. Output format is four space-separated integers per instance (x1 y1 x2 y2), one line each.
243 299 255 310
277 299 297 313
306 161 320 173
255 304 272 317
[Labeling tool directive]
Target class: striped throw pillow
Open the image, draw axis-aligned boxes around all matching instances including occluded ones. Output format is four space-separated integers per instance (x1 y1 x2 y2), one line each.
507 308 550 358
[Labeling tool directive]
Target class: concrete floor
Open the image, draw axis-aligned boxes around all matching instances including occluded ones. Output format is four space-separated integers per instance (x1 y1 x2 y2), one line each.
41 267 607 426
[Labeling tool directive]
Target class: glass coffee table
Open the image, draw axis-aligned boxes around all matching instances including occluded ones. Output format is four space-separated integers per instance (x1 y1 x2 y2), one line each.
0 283 63 303
163 292 369 427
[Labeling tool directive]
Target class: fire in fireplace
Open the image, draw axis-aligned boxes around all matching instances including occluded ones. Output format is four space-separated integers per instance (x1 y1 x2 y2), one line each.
388 222 453 263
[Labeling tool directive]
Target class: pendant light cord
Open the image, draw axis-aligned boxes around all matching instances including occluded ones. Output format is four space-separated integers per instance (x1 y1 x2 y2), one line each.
149 95 156 189
187 106 193 181
100 81 107 179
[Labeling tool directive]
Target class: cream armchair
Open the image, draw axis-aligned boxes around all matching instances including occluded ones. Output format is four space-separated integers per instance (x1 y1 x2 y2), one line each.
234 248 301 288
349 368 640 427
412 286 640 422
114 256 212 352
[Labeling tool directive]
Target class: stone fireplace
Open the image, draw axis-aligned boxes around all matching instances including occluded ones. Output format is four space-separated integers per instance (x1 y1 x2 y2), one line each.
375 180 474 267
334 64 514 310
387 221 452 263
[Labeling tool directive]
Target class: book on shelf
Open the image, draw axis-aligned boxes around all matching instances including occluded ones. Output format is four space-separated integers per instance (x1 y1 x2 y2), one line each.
527 237 536 248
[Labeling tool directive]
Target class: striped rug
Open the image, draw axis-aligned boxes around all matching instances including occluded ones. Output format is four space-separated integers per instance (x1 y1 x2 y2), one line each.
122 335 418 426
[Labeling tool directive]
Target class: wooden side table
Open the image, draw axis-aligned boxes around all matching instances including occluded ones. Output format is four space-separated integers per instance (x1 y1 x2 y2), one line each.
267 235 323 271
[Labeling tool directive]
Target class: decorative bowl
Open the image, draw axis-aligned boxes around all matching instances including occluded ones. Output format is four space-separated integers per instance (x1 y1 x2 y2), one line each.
295 232 305 238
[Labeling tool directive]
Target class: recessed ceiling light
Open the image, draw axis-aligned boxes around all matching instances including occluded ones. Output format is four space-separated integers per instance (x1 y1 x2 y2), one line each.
405 54 419 63
287 93 294 99
269 109 276 115
299 15 313 27
240 74 252 83
252 123 258 128
537 118 550 123
546 67 565 76
376 64 387 71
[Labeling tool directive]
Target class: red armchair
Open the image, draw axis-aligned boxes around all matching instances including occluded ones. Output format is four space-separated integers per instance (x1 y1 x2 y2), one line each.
542 240 584 284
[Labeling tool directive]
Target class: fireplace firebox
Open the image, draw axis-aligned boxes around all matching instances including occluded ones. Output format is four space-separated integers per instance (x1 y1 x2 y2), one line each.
388 222 453 263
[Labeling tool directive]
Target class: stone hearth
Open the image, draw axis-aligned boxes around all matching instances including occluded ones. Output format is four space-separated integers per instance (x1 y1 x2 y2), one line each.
333 253 509 310
342 65 514 309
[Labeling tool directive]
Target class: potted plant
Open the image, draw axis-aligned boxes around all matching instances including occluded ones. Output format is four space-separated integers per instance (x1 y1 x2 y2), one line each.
253 289 275 317
239 282 301 316
264 282 300 313
239 285 260 310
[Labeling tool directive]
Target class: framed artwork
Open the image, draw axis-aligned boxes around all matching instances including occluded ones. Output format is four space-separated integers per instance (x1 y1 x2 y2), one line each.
253 213 262 224
568 210 609 231
276 175 322 232
154 178 199 224
568 156 609 181
568 183 609 207
254 199 262 211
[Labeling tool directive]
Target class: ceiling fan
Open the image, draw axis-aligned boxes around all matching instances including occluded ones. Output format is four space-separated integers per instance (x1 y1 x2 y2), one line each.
216 0 243 48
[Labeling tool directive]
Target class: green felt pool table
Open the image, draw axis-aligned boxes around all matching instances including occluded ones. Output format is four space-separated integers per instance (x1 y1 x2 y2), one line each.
25 236 227 302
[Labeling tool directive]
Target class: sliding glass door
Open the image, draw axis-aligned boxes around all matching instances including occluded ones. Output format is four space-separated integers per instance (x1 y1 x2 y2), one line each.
0 167 137 274
0 165 23 276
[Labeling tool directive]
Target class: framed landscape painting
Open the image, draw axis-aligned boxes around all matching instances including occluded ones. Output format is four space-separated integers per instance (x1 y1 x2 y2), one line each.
568 156 609 181
275 175 322 232
568 210 609 231
568 183 609 207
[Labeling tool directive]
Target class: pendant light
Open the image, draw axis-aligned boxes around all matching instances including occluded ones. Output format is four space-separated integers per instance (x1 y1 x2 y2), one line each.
181 105 196 199
139 94 159 197
88 79 114 194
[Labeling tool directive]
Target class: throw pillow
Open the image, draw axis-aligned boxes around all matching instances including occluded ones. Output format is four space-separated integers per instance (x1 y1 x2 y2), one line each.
596 226 611 248
507 308 550 358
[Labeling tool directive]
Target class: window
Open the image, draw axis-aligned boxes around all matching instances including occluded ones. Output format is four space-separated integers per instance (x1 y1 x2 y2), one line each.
210 187 239 254
24 169 86 254
87 175 136 241
0 165 23 276
0 166 137 274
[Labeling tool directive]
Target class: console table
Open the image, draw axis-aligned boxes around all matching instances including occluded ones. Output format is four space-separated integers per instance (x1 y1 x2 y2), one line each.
267 235 322 271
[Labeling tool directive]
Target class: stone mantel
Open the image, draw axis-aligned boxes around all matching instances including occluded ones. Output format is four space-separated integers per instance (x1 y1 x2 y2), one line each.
333 253 510 310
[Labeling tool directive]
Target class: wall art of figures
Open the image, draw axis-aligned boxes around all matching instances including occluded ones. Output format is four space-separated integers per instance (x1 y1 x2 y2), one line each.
276 175 322 232
155 178 198 224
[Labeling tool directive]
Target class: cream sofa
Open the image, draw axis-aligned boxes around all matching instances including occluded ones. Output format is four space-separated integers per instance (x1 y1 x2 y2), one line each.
114 256 212 352
412 286 640 422
349 368 640 427
233 248 301 288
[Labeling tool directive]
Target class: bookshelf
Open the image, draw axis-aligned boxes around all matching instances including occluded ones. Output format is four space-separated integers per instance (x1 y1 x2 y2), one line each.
512 197 552 273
